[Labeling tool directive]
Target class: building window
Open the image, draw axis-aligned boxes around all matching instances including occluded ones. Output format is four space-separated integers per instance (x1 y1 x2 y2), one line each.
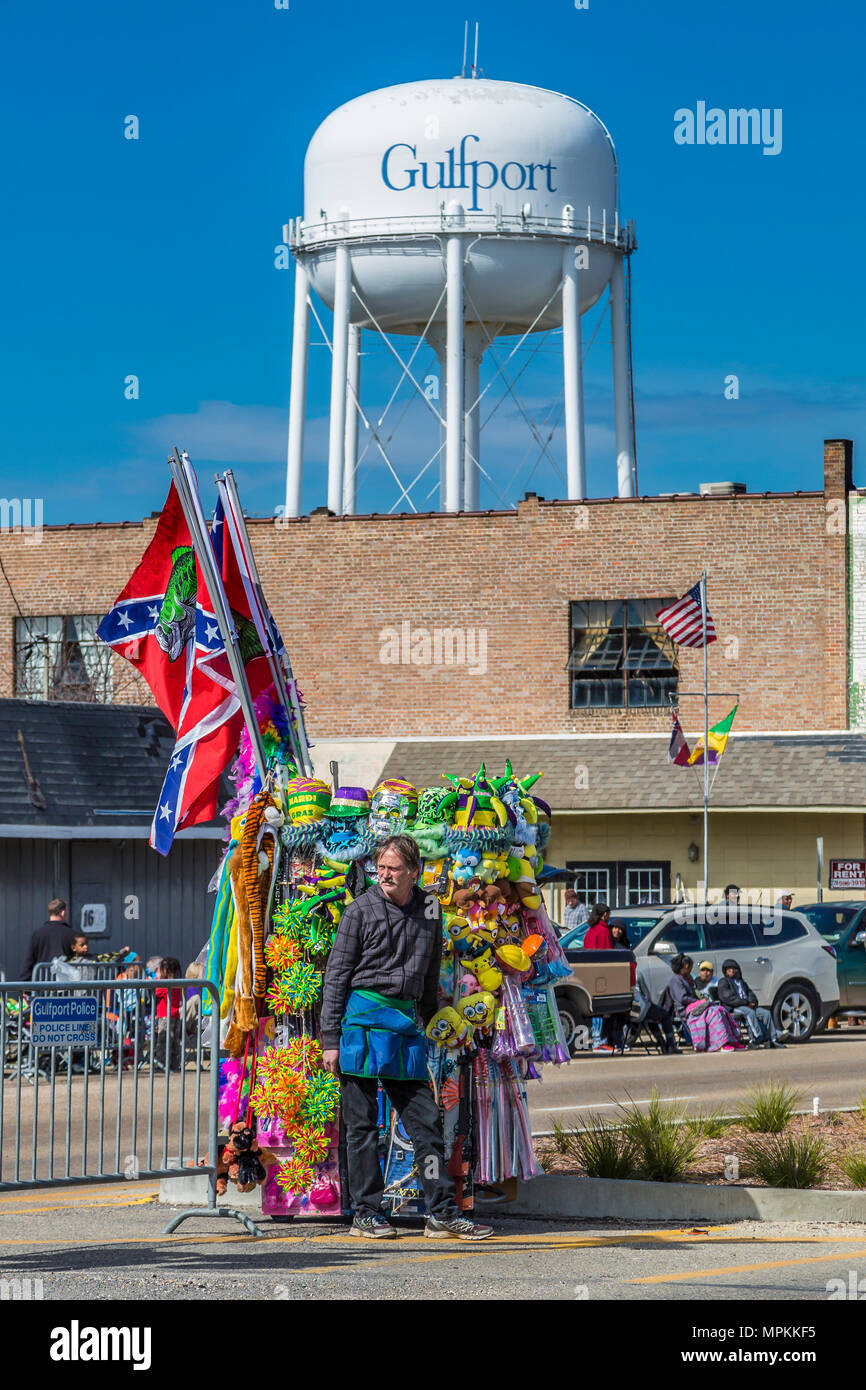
571 867 611 907
625 867 664 905
568 859 671 909
14 616 114 703
567 599 679 709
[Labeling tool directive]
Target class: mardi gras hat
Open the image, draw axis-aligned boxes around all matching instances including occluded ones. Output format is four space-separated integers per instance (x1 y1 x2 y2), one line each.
371 778 418 816
329 786 371 818
284 776 332 823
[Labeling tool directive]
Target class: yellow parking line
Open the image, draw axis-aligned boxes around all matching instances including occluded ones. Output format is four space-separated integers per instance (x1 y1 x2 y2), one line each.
0 1196 156 1216
630 1248 866 1284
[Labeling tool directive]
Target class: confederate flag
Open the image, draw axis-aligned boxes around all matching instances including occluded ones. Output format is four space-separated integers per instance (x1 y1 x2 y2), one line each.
97 483 196 727
148 497 274 855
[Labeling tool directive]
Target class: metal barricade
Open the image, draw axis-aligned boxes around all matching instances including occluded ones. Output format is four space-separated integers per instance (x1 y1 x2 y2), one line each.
0 978 260 1236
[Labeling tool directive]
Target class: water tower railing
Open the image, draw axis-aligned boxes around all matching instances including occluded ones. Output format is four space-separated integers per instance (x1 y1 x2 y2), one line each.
290 212 632 253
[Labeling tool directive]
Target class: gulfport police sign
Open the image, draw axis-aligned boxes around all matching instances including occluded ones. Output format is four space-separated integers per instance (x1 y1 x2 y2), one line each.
31 998 98 1048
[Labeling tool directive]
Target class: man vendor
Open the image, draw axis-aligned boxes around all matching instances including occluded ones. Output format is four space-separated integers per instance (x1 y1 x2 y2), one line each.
320 833 493 1241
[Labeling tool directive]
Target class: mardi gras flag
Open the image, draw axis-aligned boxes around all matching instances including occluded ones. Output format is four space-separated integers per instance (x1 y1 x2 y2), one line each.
687 704 738 767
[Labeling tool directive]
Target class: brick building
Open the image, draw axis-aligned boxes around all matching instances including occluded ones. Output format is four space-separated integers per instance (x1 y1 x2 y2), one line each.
0 438 864 929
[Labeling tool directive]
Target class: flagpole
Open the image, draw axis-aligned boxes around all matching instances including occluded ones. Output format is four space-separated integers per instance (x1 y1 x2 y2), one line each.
169 449 268 782
216 472 313 776
701 569 709 902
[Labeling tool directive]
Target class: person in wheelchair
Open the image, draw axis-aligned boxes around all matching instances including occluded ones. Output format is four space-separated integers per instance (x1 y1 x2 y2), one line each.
716 959 789 1049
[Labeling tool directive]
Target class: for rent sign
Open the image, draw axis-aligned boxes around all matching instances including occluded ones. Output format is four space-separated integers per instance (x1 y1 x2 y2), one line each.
829 859 866 891
30 998 98 1048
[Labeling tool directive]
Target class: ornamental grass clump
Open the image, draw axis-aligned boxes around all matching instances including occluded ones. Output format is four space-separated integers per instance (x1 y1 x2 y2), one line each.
742 1132 829 1189
840 1151 866 1189
736 1079 803 1134
568 1115 638 1180
615 1089 701 1183
685 1105 729 1139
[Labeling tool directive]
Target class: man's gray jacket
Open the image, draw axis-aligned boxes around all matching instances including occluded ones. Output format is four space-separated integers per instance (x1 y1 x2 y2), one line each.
319 885 442 1050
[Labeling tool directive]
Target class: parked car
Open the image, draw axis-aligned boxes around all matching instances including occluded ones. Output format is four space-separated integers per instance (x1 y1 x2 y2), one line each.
797 902 866 1023
552 934 636 1050
559 907 675 953
633 905 840 1041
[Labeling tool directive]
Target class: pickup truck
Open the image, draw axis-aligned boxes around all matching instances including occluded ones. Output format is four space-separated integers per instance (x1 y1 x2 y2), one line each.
553 942 636 1052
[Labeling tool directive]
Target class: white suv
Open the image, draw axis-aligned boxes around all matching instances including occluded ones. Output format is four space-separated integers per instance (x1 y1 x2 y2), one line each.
634 906 840 1041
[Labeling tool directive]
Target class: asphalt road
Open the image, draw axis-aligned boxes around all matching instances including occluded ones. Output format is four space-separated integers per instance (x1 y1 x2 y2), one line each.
0 1183 864 1305
528 1031 866 1132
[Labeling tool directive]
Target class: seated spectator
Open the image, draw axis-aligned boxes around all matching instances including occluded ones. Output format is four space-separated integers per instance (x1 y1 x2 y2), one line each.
716 959 789 1049
183 961 205 1037
154 957 184 1071
696 961 718 999
66 934 132 966
658 954 744 1052
659 953 698 1020
630 972 681 1055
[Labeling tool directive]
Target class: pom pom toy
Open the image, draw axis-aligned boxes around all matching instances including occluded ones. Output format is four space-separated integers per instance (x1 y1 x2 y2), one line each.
264 934 301 973
250 1056 307 1126
285 1036 323 1074
300 1070 341 1127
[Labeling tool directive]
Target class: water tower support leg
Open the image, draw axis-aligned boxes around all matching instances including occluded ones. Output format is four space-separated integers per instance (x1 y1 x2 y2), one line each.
561 245 586 500
327 243 351 514
445 234 464 513
343 324 361 514
463 327 484 511
285 260 309 518
610 256 636 498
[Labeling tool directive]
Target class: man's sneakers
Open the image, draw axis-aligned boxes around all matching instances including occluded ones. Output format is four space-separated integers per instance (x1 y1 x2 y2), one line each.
351 1212 396 1239
424 1214 494 1241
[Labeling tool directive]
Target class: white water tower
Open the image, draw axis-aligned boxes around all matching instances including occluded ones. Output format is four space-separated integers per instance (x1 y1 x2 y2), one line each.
284 76 637 515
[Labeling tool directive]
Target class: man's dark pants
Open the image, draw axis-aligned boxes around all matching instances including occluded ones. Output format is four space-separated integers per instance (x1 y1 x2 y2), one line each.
340 1073 460 1221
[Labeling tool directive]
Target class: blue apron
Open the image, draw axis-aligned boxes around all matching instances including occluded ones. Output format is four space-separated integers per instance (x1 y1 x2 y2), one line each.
339 989 428 1081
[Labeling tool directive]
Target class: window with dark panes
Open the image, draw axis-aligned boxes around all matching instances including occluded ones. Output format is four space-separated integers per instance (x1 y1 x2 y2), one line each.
652 922 702 956
757 916 808 946
567 599 679 709
703 921 759 951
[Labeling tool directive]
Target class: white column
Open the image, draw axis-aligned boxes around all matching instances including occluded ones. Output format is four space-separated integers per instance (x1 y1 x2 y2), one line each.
444 209 465 513
463 325 485 511
561 244 586 500
425 326 448 508
342 323 361 515
327 239 351 514
610 255 636 498
285 259 309 517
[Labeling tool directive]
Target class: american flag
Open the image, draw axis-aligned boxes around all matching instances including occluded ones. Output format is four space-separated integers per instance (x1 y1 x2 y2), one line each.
656 583 717 648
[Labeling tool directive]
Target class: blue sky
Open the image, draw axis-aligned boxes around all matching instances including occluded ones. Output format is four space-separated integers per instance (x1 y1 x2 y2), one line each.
1 0 863 523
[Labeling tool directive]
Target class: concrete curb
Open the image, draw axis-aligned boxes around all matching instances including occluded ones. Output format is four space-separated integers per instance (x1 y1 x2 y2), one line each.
159 1174 262 1210
160 1171 866 1224
488 1174 866 1223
